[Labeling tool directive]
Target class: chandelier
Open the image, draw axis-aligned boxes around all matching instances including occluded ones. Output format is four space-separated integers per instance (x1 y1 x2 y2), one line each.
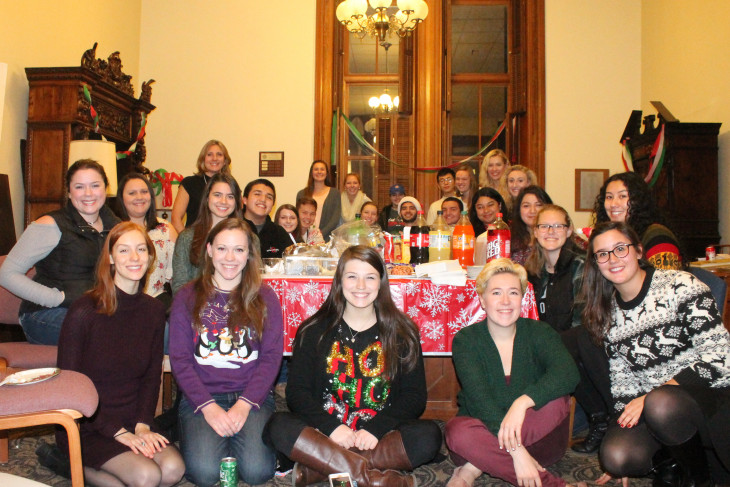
336 0 429 44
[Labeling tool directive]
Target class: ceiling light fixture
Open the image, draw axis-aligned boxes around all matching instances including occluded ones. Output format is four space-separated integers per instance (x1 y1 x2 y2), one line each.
336 0 429 45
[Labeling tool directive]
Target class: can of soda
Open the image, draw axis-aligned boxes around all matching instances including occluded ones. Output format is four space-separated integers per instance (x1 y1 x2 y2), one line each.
220 457 238 487
706 246 716 261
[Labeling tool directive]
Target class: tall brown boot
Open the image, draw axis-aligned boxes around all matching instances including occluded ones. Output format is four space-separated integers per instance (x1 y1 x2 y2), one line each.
352 431 413 471
289 427 416 487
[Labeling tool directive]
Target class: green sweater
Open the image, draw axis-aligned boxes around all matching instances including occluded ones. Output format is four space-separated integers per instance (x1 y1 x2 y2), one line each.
453 318 579 434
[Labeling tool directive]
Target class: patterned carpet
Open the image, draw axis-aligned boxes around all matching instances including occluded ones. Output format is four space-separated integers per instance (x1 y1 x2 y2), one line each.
0 425 650 487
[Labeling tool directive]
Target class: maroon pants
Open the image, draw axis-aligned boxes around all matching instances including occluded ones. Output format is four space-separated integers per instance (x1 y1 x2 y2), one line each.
445 396 571 487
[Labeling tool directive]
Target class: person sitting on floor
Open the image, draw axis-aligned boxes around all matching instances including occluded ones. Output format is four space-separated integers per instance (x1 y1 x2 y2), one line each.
57 222 184 487
446 258 580 487
264 246 442 487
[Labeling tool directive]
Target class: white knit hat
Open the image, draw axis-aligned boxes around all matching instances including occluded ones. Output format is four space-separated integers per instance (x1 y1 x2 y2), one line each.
398 196 422 213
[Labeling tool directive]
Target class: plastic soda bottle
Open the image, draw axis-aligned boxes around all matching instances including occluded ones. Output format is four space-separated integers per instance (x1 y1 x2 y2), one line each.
429 210 452 261
486 212 511 262
452 210 475 267
409 210 430 264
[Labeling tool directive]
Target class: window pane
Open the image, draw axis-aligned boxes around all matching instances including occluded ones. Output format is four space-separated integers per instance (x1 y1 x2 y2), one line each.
349 33 377 74
348 159 376 201
377 36 399 74
451 85 506 156
347 85 397 156
451 4 507 74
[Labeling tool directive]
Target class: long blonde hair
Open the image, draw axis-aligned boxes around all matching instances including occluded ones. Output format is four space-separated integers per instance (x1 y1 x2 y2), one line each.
479 149 510 190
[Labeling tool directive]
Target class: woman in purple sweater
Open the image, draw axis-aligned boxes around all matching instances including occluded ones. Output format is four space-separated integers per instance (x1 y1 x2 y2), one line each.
169 218 283 486
57 222 184 487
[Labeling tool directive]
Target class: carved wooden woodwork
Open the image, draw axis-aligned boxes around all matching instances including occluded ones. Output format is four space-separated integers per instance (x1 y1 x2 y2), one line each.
622 107 721 259
24 43 155 225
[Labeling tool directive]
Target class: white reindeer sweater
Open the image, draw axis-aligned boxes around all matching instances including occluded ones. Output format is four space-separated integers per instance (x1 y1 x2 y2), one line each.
606 267 730 413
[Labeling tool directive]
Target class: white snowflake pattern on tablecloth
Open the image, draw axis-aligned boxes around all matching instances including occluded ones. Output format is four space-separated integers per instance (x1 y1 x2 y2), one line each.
407 307 419 319
438 343 445 351
286 287 302 304
447 308 472 333
303 280 326 301
267 280 284 298
455 293 466 303
422 321 444 341
404 280 420 296
287 312 303 328
465 281 479 299
419 286 451 317
305 305 319 316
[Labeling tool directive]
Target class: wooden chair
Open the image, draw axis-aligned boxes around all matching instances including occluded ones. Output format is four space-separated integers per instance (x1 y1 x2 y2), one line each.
0 359 98 487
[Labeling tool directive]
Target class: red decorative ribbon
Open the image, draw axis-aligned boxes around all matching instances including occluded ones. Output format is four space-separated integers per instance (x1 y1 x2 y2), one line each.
82 84 100 133
414 118 507 172
150 169 183 207
117 113 148 160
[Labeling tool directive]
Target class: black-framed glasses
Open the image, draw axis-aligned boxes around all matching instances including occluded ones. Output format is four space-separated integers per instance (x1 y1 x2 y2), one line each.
536 223 568 233
593 244 634 264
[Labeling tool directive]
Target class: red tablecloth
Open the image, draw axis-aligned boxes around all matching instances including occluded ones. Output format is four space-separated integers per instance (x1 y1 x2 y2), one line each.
264 277 538 355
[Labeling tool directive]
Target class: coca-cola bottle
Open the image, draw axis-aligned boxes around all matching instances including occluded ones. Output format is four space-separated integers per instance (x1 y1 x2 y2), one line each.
486 212 511 262
452 211 475 267
409 210 430 264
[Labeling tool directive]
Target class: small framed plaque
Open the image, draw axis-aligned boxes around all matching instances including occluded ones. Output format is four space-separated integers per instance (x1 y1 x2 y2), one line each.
259 151 284 177
575 169 609 212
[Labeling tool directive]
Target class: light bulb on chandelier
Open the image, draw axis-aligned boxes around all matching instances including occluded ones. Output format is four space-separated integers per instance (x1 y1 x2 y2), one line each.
336 0 429 43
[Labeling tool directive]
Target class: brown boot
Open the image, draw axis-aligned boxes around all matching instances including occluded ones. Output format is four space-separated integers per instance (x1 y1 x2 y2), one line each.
352 431 413 471
289 427 416 487
291 462 327 487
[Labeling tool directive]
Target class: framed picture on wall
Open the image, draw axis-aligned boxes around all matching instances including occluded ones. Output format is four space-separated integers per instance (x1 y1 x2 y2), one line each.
575 169 609 211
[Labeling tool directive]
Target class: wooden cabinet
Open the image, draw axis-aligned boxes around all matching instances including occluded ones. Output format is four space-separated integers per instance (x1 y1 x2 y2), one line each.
623 107 721 259
24 44 155 225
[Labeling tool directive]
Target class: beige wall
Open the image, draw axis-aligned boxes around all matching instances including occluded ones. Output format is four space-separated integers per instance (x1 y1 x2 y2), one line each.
3 2 726 243
545 1 642 229
139 0 316 213
0 1 142 237
641 0 730 242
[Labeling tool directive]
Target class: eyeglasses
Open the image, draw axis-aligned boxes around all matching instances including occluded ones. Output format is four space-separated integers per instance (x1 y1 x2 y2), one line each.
438 177 454 183
536 223 568 233
593 244 634 264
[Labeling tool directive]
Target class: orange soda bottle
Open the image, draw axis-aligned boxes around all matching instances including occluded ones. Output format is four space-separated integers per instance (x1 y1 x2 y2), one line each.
452 210 475 267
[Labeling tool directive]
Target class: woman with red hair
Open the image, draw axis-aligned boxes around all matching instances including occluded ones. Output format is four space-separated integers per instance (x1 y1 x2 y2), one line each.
57 222 184 487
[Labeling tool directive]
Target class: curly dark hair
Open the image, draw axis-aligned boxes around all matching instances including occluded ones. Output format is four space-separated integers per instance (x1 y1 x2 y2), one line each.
592 172 667 238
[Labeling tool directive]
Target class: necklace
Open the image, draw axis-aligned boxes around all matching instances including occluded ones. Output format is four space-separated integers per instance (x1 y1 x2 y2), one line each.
84 215 100 226
342 322 361 343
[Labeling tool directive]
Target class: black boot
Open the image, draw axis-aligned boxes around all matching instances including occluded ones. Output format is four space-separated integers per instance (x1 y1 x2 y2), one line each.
571 411 608 454
664 434 713 487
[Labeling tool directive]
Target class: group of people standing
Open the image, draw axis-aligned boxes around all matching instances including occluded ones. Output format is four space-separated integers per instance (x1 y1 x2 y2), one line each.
0 140 729 487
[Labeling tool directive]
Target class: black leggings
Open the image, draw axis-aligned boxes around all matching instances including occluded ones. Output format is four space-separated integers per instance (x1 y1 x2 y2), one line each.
561 326 612 417
264 412 442 469
600 385 730 477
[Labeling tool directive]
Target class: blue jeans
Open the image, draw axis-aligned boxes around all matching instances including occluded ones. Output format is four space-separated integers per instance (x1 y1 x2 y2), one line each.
19 307 68 345
179 393 276 486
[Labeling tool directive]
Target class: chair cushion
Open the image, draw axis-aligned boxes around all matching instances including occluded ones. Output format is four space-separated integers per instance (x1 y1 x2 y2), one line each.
0 370 98 417
0 473 52 487
0 343 57 368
